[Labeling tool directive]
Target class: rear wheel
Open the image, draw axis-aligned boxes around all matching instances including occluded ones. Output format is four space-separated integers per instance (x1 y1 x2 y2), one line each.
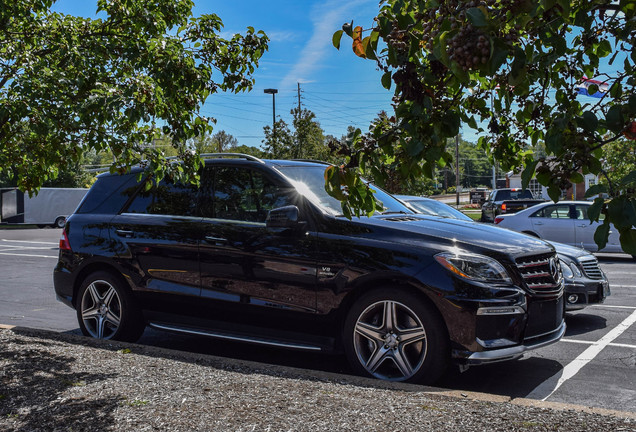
76 271 145 342
343 288 449 384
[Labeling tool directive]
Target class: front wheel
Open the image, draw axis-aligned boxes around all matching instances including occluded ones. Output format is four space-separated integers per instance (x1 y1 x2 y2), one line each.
343 289 449 384
76 271 145 342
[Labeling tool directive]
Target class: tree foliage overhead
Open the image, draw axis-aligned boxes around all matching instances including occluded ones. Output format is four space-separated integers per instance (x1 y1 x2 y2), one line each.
0 0 267 191
262 107 334 162
331 0 636 253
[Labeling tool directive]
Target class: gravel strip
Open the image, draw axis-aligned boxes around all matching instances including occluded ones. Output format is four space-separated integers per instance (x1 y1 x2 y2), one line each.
1 327 634 432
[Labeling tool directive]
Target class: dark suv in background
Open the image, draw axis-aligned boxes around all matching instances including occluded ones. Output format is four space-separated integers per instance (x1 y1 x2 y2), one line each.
54 154 565 384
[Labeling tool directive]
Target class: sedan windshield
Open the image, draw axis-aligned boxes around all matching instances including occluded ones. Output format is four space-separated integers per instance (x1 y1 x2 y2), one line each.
276 165 412 217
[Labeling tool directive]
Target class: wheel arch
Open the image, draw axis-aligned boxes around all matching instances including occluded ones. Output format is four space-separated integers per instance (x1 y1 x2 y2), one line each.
72 261 134 308
334 275 450 348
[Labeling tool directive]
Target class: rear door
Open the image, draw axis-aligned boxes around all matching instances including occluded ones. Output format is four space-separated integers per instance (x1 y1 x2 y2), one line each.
110 177 203 318
573 203 622 252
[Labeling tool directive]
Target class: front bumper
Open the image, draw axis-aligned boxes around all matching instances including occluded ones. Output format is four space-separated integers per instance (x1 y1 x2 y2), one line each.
564 278 610 311
453 319 566 365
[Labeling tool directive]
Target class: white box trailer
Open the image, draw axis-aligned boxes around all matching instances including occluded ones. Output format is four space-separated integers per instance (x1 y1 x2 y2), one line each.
0 188 88 228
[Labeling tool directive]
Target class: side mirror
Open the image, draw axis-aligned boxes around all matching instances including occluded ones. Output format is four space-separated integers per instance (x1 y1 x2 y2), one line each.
266 205 300 229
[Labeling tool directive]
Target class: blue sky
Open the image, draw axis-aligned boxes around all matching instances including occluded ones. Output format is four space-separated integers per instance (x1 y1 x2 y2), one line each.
51 0 395 149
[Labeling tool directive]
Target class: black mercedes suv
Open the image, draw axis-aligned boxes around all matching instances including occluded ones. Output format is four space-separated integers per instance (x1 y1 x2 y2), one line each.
54 154 565 384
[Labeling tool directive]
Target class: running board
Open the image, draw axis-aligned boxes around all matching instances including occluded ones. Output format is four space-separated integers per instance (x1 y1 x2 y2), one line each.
148 322 323 352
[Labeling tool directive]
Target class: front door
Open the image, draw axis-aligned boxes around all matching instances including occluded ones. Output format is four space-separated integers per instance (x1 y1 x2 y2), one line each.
197 165 318 333
530 204 575 245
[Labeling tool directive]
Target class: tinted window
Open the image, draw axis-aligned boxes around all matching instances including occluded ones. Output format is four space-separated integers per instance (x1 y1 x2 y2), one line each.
125 178 198 217
77 173 141 214
203 166 293 222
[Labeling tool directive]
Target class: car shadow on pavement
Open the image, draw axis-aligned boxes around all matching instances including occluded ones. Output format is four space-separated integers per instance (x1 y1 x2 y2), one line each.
564 312 608 337
437 356 565 399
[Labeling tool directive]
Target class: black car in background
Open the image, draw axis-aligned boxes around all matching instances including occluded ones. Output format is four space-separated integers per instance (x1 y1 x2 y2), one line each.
54 155 565 384
396 195 610 311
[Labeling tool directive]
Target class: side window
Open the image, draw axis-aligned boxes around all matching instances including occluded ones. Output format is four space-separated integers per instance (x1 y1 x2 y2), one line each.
531 205 571 218
575 204 603 221
126 178 198 217
211 167 293 222
537 205 571 219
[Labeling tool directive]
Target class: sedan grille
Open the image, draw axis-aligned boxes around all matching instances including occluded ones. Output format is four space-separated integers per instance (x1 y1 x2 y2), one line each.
579 257 603 280
515 253 563 298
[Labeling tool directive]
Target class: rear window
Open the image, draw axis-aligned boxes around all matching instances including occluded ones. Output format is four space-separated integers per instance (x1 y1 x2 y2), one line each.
76 173 141 215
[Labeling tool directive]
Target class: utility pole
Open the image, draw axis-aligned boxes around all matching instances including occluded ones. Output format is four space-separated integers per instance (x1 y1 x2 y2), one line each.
297 82 302 112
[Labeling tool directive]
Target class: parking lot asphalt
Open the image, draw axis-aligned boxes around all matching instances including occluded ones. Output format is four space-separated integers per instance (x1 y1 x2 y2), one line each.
1 227 635 413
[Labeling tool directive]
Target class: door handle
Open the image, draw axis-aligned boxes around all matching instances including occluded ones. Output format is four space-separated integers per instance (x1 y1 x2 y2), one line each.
534 222 543 225
115 229 134 238
205 236 227 245
577 224 588 228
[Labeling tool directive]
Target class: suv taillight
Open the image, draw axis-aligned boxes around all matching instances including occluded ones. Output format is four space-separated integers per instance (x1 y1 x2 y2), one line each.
59 231 72 251
494 217 504 224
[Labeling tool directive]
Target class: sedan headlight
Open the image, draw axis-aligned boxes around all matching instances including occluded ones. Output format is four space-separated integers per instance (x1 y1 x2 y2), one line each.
559 259 582 279
435 252 512 284
560 259 574 279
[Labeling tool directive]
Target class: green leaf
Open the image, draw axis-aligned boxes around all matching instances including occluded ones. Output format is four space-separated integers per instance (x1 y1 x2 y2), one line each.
619 228 636 255
606 105 624 133
381 71 392 90
596 39 612 58
581 111 598 133
466 7 488 27
594 221 611 250
619 170 636 186
547 185 561 202
587 198 605 222
584 184 607 198
332 30 343 50
570 172 584 184
521 160 538 190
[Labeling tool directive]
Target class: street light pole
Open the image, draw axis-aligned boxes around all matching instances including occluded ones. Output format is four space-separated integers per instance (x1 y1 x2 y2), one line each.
264 88 278 134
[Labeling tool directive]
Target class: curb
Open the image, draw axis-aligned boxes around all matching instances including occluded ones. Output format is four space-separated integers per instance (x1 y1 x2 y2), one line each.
2 324 636 421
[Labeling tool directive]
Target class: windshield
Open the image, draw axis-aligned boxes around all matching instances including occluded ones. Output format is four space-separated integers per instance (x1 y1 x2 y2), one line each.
276 165 413 217
404 199 471 221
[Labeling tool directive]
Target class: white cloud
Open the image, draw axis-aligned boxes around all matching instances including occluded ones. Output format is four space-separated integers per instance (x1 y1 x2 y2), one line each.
279 0 369 90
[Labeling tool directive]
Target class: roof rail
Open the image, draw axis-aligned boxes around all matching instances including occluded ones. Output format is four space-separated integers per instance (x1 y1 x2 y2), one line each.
290 159 333 166
199 153 265 164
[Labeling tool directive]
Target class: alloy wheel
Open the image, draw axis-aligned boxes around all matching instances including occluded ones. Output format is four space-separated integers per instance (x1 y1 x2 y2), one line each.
80 280 122 339
353 300 427 381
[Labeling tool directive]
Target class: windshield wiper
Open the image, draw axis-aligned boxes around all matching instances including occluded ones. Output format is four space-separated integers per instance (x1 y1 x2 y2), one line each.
380 210 410 215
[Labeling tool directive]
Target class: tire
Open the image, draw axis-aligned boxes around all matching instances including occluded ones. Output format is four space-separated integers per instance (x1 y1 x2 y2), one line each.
53 216 66 229
342 288 449 384
76 271 145 342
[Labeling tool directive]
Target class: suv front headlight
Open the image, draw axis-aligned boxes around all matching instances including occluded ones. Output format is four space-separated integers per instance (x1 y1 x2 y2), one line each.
435 252 512 284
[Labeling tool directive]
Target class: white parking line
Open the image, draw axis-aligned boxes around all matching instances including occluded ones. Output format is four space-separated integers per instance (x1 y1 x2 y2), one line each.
526 309 636 401
0 239 58 245
562 339 636 350
0 252 58 259
589 304 636 310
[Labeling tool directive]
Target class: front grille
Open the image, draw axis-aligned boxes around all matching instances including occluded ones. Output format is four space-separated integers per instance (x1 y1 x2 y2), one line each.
515 252 563 298
579 257 603 280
